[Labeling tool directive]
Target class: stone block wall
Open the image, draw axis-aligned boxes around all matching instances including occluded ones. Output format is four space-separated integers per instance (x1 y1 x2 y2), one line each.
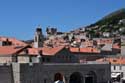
0 62 111 83
18 62 111 83
0 63 13 83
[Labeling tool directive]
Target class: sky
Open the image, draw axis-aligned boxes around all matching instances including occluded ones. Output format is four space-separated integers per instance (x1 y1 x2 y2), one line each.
0 0 125 40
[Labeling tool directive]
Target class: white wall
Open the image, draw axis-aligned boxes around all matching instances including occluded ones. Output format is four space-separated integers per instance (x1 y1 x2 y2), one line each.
0 56 12 63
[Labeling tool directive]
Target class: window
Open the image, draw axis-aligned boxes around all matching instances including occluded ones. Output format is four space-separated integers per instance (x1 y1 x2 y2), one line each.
39 36 42 42
35 36 37 42
114 66 116 70
29 56 32 62
120 65 122 70
42 57 45 62
12 56 18 62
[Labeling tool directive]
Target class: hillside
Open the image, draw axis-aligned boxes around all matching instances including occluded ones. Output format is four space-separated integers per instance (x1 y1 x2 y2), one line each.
85 8 125 38
96 8 125 25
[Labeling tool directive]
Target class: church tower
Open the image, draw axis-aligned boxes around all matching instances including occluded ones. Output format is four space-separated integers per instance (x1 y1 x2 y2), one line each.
34 25 44 48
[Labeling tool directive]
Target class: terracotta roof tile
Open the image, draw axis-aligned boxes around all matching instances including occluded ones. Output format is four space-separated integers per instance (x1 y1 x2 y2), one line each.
96 57 125 65
26 46 65 56
70 47 100 53
27 48 40 55
70 48 79 52
0 46 24 55
42 46 65 56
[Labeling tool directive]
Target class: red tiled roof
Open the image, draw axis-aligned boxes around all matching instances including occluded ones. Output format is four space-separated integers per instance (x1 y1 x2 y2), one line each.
70 47 100 53
42 46 64 55
96 57 125 65
27 46 65 56
69 47 79 52
27 48 40 55
0 46 24 55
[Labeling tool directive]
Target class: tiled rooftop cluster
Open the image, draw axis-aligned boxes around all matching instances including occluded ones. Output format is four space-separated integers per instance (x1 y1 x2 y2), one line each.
45 31 121 54
0 27 123 64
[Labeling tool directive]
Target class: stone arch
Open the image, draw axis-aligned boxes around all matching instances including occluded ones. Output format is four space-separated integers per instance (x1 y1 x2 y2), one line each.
85 71 97 83
69 72 83 83
54 72 65 83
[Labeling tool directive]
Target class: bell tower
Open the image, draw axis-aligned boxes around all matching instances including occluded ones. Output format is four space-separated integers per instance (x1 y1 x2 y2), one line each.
34 25 44 48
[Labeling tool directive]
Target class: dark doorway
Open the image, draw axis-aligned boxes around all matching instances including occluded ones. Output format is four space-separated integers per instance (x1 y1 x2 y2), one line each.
85 71 97 83
69 72 83 83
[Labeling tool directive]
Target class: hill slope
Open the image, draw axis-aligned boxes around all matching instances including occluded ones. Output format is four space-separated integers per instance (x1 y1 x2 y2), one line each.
86 8 125 38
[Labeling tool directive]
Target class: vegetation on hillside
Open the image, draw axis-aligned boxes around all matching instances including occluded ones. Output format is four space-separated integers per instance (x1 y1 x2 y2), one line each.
86 8 125 38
